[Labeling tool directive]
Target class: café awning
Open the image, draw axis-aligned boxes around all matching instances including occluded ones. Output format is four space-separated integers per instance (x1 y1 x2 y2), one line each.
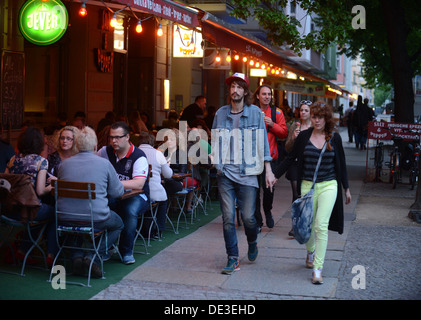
111 0 200 28
200 13 286 68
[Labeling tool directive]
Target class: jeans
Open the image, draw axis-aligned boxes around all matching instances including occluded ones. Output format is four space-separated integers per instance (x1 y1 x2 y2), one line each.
217 174 258 259
63 210 124 263
109 195 149 256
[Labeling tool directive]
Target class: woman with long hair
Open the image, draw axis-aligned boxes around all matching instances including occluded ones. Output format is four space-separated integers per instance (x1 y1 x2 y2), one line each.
47 126 79 177
274 101 351 284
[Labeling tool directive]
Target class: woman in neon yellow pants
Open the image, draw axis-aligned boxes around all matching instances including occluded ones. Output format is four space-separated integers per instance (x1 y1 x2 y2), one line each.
274 101 351 284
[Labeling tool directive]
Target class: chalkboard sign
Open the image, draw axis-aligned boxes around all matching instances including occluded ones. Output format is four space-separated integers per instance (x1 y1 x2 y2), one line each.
1 51 25 129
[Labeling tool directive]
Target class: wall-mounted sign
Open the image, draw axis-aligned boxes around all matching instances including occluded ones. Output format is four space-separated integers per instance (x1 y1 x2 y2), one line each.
19 0 68 46
173 25 203 58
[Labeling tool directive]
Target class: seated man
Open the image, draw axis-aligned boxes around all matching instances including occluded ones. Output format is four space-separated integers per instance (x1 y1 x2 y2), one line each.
57 126 124 277
97 121 149 265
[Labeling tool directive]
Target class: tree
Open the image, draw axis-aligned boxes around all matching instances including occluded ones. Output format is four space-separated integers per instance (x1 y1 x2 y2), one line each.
230 0 421 123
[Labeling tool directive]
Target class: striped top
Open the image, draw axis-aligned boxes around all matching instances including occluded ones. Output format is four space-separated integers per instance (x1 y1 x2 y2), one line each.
302 141 336 183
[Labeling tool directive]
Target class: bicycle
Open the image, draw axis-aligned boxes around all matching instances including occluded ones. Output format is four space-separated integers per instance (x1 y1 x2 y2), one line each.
387 135 403 189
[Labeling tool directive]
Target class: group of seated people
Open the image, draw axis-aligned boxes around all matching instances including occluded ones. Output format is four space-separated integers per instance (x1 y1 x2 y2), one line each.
1 116 211 279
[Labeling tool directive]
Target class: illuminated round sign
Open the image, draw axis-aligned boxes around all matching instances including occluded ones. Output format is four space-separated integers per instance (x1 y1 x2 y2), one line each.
19 0 69 46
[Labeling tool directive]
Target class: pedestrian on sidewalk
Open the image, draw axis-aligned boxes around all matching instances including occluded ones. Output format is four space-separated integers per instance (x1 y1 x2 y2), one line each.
284 100 313 237
274 101 352 284
252 85 288 231
211 73 276 275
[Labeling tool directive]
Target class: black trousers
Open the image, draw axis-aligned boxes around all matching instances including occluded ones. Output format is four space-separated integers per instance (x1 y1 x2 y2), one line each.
254 161 276 227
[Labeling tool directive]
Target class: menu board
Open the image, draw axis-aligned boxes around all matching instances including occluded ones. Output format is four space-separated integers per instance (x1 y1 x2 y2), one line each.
1 51 25 129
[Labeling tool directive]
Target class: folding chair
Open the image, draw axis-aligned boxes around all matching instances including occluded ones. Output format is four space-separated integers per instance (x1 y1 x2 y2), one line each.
48 180 107 287
165 174 191 234
134 165 157 250
0 174 48 276
0 215 48 276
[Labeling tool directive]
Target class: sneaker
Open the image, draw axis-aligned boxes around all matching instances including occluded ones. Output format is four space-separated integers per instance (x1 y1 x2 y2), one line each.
221 258 240 275
306 250 315 269
312 268 323 284
122 254 135 265
265 212 274 228
288 229 295 238
247 241 258 262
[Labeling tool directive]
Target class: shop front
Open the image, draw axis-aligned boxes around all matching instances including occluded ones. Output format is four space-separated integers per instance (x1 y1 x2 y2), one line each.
0 0 201 140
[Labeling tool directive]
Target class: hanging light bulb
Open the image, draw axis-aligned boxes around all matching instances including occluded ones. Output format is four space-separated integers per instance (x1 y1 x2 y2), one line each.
226 54 231 63
215 51 221 63
242 56 247 63
249 59 254 66
79 2 87 17
110 13 117 28
136 19 142 33
234 54 240 61
157 23 163 36
255 62 260 68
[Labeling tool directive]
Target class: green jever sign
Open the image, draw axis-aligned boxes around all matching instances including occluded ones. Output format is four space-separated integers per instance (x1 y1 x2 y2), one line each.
19 0 68 46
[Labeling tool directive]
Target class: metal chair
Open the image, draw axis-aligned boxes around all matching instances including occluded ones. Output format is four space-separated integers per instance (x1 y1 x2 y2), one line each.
133 165 157 250
0 215 48 276
48 180 107 287
0 174 48 276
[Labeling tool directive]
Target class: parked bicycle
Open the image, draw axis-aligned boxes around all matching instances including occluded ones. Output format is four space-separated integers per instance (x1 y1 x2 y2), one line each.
388 135 403 189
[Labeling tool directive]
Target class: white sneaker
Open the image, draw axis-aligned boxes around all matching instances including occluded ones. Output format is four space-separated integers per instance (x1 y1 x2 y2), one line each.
312 268 323 284
306 251 315 269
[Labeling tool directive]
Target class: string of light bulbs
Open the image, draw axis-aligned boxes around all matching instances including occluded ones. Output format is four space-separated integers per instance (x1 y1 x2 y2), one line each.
77 0 163 36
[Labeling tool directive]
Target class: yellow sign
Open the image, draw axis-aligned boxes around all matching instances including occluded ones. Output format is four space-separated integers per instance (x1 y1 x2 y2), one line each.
173 25 203 58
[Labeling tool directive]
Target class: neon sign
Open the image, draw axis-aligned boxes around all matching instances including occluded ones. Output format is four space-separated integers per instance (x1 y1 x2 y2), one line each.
19 0 68 46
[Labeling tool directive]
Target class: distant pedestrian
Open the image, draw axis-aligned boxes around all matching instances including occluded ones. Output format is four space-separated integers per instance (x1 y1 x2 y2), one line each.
344 102 354 143
211 73 276 275
274 101 352 284
352 96 373 150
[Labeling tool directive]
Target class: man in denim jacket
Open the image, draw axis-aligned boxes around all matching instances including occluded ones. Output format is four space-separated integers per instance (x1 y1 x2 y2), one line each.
211 72 276 274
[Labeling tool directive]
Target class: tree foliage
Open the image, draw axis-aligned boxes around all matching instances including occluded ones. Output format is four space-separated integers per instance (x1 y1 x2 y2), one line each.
230 0 421 87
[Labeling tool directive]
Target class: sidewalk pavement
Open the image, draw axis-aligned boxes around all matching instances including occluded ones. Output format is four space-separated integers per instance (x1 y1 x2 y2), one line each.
91 127 421 301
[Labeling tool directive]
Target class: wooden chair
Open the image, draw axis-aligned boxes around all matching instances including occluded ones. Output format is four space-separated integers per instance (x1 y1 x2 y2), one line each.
48 180 106 287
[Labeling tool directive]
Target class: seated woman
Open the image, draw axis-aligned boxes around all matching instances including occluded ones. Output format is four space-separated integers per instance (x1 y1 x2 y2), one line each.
158 128 199 214
47 126 79 177
138 132 173 238
5 126 58 266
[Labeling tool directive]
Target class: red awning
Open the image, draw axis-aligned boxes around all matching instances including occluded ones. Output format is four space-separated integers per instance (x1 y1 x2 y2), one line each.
112 0 200 28
201 16 285 68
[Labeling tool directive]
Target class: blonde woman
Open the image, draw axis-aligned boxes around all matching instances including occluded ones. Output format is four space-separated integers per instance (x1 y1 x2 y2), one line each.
47 126 79 177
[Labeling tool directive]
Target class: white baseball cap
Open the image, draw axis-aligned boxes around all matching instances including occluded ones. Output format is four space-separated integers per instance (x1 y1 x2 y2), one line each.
225 72 249 86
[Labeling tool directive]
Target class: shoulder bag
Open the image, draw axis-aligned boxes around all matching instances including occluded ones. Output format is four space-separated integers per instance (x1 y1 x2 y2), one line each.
291 141 327 244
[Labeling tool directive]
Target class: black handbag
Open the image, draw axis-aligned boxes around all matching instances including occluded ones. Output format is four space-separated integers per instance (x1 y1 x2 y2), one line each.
291 142 327 244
